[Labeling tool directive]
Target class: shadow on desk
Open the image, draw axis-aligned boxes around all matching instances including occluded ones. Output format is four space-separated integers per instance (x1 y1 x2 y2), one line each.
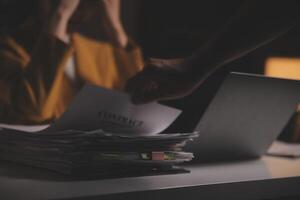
1 158 287 200
0 160 190 181
56 160 273 200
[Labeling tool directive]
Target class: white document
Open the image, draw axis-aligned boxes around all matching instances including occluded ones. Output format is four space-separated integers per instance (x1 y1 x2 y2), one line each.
267 140 300 158
0 124 49 133
0 85 181 135
46 85 181 135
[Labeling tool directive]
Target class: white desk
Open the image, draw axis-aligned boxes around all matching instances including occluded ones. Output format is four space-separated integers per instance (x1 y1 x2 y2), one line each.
0 156 299 200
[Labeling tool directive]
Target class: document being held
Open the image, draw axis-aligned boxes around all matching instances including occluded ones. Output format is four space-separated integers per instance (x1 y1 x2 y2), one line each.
48 85 181 135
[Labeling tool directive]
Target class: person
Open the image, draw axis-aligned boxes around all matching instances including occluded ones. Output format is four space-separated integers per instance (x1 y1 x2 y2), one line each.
0 0 143 124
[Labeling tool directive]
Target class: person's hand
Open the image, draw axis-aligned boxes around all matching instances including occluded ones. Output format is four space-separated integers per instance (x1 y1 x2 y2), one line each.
49 0 81 43
99 0 128 48
125 58 201 104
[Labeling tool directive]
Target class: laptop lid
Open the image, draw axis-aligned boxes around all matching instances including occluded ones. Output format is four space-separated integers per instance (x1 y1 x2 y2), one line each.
185 72 300 161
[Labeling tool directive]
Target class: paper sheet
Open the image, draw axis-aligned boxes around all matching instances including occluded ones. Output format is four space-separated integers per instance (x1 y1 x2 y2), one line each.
267 140 300 158
0 124 49 132
49 85 181 134
0 85 181 135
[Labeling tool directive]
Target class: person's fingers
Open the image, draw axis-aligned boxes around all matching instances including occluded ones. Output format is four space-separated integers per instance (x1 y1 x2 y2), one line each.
132 89 158 104
130 80 154 104
147 58 185 69
144 81 159 93
125 70 155 104
131 85 149 104
129 76 158 104
132 76 173 104
125 76 138 93
126 66 181 104
125 70 145 92
125 67 155 93
147 58 165 68
161 58 185 66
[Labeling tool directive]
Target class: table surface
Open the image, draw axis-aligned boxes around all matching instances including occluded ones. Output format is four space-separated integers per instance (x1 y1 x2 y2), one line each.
0 156 300 200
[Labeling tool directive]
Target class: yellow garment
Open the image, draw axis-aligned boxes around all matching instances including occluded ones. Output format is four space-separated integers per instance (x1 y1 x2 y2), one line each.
0 32 143 124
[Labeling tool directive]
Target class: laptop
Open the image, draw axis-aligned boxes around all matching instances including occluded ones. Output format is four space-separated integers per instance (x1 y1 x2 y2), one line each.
185 72 300 162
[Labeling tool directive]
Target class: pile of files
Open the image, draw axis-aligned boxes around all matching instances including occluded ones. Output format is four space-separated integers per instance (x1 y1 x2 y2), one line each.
0 85 199 177
0 128 198 176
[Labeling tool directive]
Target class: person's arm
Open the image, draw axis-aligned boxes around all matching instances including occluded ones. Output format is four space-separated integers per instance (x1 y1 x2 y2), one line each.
126 0 300 104
49 0 81 43
97 0 144 90
100 0 128 48
185 0 300 81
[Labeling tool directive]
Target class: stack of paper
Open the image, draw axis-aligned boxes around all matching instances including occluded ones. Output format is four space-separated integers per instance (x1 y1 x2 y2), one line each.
0 85 198 176
0 129 197 175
